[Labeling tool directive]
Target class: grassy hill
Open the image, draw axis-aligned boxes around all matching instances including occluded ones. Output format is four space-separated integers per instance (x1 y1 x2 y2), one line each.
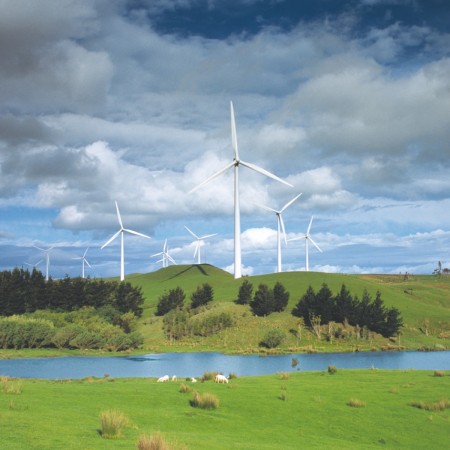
126 265 450 354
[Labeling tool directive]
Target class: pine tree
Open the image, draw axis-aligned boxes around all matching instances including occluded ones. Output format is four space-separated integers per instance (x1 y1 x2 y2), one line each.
272 282 289 312
250 283 274 316
236 279 253 304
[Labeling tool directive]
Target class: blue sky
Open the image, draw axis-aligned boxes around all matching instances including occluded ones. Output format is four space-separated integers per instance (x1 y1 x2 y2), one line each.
1 0 450 279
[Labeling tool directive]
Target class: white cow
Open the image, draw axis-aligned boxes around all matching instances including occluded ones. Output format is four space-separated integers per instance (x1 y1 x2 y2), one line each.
171 375 177 381
215 374 228 384
191 377 197 383
157 375 169 382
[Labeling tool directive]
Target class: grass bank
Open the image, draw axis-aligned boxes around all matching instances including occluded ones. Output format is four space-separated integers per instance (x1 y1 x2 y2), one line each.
1 370 449 449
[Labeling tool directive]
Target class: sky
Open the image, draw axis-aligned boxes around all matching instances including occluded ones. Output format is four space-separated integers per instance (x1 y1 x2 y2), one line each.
1 0 450 279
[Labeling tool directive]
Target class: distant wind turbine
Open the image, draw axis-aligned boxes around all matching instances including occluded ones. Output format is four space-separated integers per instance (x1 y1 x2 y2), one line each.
25 259 43 270
189 101 293 279
257 193 302 273
184 226 217 264
73 248 91 279
101 201 150 281
289 216 322 272
152 239 176 268
33 245 54 281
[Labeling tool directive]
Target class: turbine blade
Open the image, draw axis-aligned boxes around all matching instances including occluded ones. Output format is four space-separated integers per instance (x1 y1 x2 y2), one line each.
167 254 177 264
115 201 123 229
239 160 293 187
199 233 217 240
309 236 322 253
151 251 164 257
101 230 121 249
256 203 278 214
83 248 89 257
189 161 235 194
184 226 198 239
194 242 200 257
307 216 314 235
280 193 302 212
230 101 239 161
85 259 92 268
33 245 45 252
123 228 151 239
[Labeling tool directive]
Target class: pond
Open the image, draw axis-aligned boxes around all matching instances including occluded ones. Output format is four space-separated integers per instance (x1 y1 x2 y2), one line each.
1 350 450 379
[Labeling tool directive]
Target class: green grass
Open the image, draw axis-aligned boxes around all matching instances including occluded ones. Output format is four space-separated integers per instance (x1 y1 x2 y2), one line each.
129 266 450 353
0 370 449 449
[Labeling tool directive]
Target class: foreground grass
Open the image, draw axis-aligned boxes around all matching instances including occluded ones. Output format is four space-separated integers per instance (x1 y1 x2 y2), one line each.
0 370 449 449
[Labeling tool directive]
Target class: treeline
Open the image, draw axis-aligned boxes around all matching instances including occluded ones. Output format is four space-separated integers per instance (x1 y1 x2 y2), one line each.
0 267 144 317
0 268 145 351
292 284 403 338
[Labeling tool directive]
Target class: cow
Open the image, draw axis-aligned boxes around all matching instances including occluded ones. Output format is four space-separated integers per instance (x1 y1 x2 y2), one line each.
157 375 169 382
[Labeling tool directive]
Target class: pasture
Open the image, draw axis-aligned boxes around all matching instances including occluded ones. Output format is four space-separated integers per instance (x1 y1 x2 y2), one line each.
1 369 449 449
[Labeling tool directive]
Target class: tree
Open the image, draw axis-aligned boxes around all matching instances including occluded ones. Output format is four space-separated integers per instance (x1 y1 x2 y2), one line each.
190 283 214 309
236 279 253 305
382 307 403 337
156 287 185 316
315 283 334 324
272 282 289 312
291 285 316 324
333 284 357 324
260 329 286 348
250 284 274 316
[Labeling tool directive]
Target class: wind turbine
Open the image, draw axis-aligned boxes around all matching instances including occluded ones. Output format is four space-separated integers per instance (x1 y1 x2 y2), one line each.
189 101 293 279
101 201 150 281
289 216 322 272
257 193 302 273
152 239 176 268
33 245 54 281
184 226 217 264
25 259 43 270
73 248 91 279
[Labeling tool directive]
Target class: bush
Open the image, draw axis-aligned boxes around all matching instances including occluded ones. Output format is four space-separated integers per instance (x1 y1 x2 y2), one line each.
99 409 131 439
136 432 170 450
179 383 191 394
434 370 445 377
190 391 219 410
347 398 366 408
410 399 450 411
260 329 286 348
328 365 338 375
156 287 185 316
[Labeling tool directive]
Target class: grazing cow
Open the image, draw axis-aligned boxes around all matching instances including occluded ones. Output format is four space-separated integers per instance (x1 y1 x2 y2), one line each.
157 375 169 382
215 374 228 384
191 377 197 383
171 375 177 382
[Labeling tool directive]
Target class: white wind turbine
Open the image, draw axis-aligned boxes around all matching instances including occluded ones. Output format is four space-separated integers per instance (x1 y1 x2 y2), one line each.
289 216 322 272
184 226 217 264
73 248 91 279
25 259 43 271
101 201 150 281
33 245 54 281
151 239 176 268
257 193 302 273
189 101 293 279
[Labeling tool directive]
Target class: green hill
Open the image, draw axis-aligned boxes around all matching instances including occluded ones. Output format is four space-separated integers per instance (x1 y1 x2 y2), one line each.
127 265 450 354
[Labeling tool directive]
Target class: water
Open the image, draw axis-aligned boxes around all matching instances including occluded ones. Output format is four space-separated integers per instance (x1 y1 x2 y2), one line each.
1 350 449 379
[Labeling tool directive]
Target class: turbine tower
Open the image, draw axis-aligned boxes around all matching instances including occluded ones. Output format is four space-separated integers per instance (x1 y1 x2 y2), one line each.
189 101 293 279
33 245 54 281
290 216 322 271
101 201 150 281
257 193 302 273
73 248 91 279
184 226 217 265
152 239 176 268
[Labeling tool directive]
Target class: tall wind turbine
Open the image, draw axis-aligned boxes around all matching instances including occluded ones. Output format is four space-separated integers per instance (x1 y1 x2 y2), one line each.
73 248 91 279
257 193 302 273
290 216 322 271
189 101 293 279
101 201 150 281
33 245 54 281
152 239 176 268
184 226 217 264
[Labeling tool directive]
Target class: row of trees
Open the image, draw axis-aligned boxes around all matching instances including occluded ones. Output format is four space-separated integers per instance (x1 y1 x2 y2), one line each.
0 268 144 317
292 284 403 338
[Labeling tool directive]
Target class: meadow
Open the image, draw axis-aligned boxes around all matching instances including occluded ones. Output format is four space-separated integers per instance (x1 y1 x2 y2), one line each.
1 369 449 449
126 265 450 354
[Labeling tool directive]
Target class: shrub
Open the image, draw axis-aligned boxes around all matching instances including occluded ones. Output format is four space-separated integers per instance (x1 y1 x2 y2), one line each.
279 372 290 380
1 377 22 394
410 399 450 411
137 432 170 450
260 329 286 348
328 365 338 375
201 371 218 381
228 372 238 379
434 370 445 377
99 409 131 439
190 283 214 309
156 287 185 316
190 391 219 410
347 398 366 408
179 383 191 394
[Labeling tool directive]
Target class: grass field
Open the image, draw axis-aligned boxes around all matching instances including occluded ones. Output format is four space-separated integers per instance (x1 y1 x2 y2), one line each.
1 370 449 449
125 265 450 354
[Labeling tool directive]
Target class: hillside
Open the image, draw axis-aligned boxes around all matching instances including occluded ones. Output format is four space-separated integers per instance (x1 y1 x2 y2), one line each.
128 265 450 354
